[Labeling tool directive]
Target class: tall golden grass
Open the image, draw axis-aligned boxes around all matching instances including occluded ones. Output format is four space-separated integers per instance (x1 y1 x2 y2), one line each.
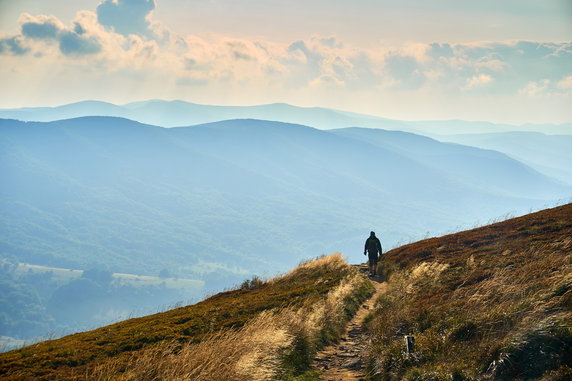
365 205 572 380
91 311 293 381
90 254 373 380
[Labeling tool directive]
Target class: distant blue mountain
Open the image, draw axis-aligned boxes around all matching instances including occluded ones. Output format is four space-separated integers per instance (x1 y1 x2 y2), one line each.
331 128 568 199
434 132 572 186
1 99 570 134
1 117 569 282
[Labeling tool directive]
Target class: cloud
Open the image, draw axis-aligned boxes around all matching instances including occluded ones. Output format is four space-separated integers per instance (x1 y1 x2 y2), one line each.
226 41 256 61
413 40 572 96
15 13 102 57
0 0 570 113
21 16 63 39
557 75 572 89
96 0 156 37
383 53 426 89
519 79 551 96
59 31 101 55
427 43 454 59
4 7 572 97
467 41 569 77
0 36 29 55
318 37 343 49
518 74 572 97
281 37 360 88
463 73 493 91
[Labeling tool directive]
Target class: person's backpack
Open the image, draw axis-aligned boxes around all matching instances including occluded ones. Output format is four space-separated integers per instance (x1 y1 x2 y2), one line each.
366 238 379 254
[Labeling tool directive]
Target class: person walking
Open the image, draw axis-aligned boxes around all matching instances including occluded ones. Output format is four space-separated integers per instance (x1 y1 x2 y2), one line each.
364 231 382 277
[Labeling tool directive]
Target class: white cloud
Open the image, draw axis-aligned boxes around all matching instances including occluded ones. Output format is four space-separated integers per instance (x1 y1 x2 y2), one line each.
519 79 551 96
463 73 493 91
20 13 64 39
0 1 570 122
16 12 102 57
3 1 571 96
557 75 572 89
475 58 507 72
0 35 28 55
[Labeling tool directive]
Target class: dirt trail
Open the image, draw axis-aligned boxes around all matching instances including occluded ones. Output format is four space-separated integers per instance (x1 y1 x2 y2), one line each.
313 264 386 380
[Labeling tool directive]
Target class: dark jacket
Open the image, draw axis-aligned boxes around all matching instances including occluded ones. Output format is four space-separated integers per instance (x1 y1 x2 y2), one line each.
364 235 382 256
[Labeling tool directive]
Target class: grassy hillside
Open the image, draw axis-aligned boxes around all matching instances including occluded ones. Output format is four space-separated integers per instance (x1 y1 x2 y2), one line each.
2 205 570 380
0 254 373 380
366 203 572 380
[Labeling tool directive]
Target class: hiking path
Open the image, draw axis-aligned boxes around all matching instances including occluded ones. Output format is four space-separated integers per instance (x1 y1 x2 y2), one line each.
313 264 386 380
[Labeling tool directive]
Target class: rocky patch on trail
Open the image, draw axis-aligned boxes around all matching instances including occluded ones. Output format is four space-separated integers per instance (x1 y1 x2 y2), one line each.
313 265 385 380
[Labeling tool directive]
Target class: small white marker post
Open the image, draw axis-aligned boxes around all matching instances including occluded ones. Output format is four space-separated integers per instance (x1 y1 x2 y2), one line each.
404 335 415 355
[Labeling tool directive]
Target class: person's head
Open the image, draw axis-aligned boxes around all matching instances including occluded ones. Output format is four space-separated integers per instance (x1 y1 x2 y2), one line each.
370 231 376 237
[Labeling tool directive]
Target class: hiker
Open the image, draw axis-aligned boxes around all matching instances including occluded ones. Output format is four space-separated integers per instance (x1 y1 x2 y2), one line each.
364 231 382 277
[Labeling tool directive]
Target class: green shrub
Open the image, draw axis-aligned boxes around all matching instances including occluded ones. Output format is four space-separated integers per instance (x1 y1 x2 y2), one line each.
487 317 572 380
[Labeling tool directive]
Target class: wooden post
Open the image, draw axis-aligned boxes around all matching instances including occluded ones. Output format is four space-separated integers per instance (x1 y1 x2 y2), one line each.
404 335 415 354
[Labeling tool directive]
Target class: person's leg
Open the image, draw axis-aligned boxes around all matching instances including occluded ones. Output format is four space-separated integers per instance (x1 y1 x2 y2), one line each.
368 254 376 276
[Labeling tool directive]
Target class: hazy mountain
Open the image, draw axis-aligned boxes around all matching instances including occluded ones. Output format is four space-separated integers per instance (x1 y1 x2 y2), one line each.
1 100 570 134
330 128 568 199
1 117 569 278
407 119 572 136
434 132 572 186
0 100 406 131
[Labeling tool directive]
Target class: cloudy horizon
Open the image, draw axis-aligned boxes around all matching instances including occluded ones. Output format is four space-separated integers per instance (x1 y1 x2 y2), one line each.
0 0 571 124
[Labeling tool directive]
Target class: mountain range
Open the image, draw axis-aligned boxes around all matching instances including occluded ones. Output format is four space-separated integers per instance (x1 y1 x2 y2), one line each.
435 132 572 186
1 116 569 280
1 99 571 134
1 113 571 347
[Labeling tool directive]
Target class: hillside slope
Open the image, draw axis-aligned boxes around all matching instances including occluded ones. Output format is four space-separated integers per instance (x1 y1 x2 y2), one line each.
0 254 373 380
366 203 572 380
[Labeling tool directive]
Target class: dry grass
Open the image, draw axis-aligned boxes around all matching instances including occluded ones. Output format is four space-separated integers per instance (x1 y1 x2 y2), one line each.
91 311 293 381
365 204 572 380
89 260 372 381
287 253 347 273
0 253 373 380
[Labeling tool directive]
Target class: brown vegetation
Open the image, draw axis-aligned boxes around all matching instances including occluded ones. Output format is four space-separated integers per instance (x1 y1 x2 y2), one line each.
4 203 570 380
365 204 572 380
0 253 373 380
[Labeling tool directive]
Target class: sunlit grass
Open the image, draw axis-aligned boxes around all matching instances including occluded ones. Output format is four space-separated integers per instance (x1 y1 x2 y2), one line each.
0 253 373 380
364 204 572 380
90 255 373 380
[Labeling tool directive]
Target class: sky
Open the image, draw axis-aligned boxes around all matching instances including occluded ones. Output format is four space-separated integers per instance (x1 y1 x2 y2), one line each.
0 0 571 124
